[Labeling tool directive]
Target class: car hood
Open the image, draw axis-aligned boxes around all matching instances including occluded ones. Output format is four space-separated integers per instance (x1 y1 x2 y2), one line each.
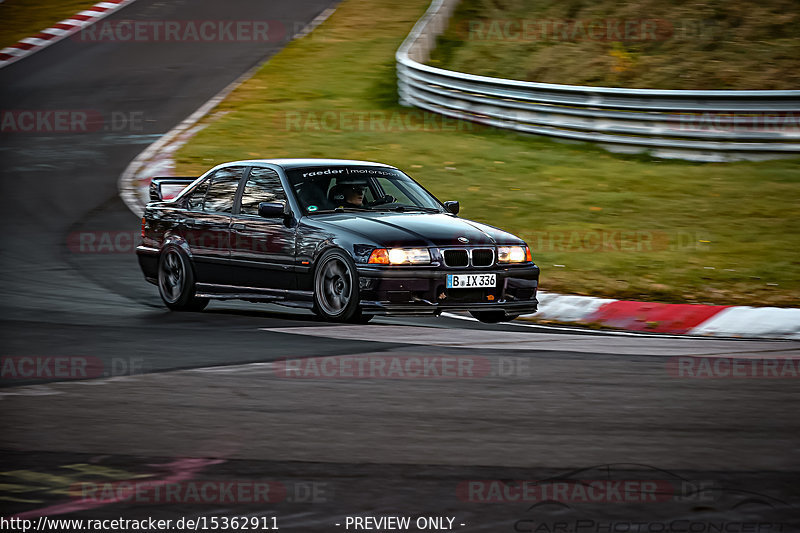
308 212 525 248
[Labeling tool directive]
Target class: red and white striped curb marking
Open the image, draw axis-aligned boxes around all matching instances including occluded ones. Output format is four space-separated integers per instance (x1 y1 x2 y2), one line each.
524 292 799 339
0 0 138 69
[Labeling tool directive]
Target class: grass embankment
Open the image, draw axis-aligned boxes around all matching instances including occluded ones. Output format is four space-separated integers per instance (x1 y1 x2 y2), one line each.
0 0 100 49
429 0 800 90
175 0 800 306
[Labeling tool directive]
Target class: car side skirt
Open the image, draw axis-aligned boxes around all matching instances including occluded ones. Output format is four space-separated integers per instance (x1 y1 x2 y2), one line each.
190 282 537 316
194 283 314 306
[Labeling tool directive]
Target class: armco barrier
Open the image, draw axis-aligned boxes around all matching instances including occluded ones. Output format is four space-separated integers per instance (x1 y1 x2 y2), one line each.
396 0 800 161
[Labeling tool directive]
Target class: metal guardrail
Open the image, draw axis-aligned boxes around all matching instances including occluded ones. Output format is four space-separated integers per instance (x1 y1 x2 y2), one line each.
396 0 800 161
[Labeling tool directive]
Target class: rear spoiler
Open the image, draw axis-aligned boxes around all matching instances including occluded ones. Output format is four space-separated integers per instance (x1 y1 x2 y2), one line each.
149 177 197 202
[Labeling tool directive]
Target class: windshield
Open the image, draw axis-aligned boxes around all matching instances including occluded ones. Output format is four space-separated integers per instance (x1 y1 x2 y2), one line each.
285 166 443 214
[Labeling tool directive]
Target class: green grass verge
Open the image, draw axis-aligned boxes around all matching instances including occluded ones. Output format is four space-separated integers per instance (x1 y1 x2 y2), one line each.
0 0 101 49
429 0 800 90
175 0 800 307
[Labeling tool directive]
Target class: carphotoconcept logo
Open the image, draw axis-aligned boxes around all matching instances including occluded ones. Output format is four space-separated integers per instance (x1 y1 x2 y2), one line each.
504 464 787 531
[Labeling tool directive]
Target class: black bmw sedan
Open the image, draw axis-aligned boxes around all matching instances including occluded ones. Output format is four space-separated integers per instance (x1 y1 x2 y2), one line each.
137 159 540 323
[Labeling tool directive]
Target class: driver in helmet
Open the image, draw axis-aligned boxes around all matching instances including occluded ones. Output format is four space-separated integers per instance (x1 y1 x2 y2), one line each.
343 184 365 206
330 180 367 208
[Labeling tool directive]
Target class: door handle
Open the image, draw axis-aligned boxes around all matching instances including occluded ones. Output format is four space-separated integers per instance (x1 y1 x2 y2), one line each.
231 223 245 230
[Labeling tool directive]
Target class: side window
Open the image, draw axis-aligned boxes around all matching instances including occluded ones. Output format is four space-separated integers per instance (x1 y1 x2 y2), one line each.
363 181 377 204
203 166 245 213
239 167 286 216
379 178 404 199
376 177 422 205
186 179 210 211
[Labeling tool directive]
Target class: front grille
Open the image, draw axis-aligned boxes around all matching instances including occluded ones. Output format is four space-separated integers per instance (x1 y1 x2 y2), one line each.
443 249 469 267
471 248 494 267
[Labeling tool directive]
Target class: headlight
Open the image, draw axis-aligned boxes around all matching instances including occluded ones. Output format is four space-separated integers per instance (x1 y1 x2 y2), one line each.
368 248 430 265
497 245 529 263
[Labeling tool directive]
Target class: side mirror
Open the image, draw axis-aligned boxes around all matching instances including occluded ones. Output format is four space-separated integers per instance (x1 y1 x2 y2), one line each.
444 201 460 215
258 202 284 218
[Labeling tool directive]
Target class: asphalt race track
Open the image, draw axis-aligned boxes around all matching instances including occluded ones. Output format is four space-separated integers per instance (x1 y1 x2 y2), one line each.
1 1 799 531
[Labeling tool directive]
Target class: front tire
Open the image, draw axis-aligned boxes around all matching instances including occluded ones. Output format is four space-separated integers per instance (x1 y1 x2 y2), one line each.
469 311 518 324
157 245 209 311
312 249 370 323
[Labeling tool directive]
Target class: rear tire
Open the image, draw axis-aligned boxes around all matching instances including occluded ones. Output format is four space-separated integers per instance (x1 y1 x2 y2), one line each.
158 245 209 312
312 249 365 322
469 311 518 324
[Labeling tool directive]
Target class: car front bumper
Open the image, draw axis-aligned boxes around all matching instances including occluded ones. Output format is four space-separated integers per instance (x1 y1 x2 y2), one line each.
356 263 539 316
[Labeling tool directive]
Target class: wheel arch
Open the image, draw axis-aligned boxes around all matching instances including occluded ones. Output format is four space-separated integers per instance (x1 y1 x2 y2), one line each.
309 241 354 276
161 234 192 258
159 237 202 281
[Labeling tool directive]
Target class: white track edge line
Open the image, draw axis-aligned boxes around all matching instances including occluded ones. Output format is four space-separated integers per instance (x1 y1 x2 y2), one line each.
0 0 138 69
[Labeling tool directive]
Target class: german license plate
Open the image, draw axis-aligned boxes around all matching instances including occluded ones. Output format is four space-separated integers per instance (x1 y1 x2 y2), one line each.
446 273 496 289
